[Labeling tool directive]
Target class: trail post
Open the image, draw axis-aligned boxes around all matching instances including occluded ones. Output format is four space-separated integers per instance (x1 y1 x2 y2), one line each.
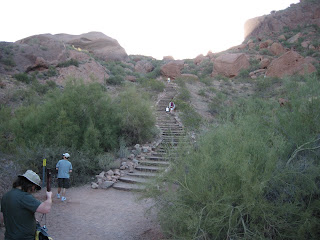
46 168 52 192
42 159 46 187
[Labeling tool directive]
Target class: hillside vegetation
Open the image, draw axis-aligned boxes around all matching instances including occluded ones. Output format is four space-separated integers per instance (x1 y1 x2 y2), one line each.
1 1 320 238
143 73 320 239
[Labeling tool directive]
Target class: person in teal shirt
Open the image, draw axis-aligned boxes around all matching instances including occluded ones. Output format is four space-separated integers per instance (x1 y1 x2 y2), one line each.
56 153 72 202
1 170 52 240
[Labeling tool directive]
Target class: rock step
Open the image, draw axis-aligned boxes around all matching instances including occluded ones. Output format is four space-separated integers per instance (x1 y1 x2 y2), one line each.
127 171 158 178
146 156 166 160
118 176 149 184
134 165 165 172
112 182 145 191
139 160 170 166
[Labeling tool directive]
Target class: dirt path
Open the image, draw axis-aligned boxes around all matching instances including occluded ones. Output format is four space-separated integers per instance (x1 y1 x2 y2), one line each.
0 185 163 240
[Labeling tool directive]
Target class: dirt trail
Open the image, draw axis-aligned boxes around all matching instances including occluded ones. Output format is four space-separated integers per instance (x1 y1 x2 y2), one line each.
0 185 163 240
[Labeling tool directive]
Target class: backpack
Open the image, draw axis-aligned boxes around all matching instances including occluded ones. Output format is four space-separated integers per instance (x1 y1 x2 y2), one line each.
35 222 53 240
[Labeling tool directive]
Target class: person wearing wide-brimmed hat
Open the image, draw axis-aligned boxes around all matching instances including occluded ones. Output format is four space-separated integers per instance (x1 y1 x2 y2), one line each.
0 170 52 240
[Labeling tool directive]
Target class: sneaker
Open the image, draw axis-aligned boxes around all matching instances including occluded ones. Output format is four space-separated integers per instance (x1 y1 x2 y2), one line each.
61 196 66 202
56 193 60 199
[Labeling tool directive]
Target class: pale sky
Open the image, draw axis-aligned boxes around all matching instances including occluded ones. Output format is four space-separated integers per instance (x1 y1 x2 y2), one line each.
1 0 299 60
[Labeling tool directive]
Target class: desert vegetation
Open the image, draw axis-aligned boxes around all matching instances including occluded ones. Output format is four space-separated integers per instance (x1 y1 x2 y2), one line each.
142 72 320 239
0 79 157 185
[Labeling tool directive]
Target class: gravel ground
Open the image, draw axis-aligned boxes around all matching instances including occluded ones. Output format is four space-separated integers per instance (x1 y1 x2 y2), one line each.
0 185 164 240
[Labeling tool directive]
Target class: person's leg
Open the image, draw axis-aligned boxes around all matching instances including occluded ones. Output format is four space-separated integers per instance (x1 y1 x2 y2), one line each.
57 179 62 198
61 178 70 201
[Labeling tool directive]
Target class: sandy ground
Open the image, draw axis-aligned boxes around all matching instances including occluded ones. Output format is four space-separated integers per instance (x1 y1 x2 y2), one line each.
0 185 164 240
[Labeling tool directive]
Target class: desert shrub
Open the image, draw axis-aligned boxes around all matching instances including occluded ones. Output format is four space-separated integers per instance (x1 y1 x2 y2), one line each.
146 65 161 79
14 73 31 83
208 92 227 115
144 75 320 239
1 57 16 67
106 75 124 85
46 66 58 77
57 58 79 68
199 77 212 86
177 87 191 102
114 86 157 145
8 80 120 152
138 78 165 92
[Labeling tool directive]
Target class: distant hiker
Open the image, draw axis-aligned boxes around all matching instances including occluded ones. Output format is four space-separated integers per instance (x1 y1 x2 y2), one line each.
169 101 175 113
56 153 72 202
1 170 52 240
167 78 171 83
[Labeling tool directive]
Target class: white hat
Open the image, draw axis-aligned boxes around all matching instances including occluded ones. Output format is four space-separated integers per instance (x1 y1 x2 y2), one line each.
63 153 70 158
19 170 41 190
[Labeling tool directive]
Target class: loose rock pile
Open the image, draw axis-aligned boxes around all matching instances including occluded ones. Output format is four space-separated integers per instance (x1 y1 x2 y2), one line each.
91 143 159 189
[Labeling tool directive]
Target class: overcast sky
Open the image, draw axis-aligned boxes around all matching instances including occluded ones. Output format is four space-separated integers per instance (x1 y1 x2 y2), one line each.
1 0 299 59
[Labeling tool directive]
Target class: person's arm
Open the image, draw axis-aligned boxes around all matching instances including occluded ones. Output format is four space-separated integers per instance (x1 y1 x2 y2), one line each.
36 191 52 214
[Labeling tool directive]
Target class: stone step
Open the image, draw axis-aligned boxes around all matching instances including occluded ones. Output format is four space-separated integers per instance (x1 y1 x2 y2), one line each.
135 165 165 172
139 160 170 167
112 182 145 191
127 171 158 178
146 156 166 161
118 176 149 184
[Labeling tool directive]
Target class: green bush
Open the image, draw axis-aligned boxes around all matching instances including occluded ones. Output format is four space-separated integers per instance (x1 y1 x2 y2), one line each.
115 86 157 145
57 58 79 68
0 79 157 184
144 75 320 239
138 78 165 92
106 75 124 85
14 73 31 83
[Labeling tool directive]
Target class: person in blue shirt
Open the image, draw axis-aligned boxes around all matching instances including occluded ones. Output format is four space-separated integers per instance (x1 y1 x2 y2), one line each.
56 153 72 202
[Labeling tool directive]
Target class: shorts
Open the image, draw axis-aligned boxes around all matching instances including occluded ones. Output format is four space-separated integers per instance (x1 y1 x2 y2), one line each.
57 178 70 188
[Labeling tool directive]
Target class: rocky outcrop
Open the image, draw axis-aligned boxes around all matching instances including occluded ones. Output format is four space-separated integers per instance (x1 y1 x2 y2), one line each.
212 53 250 78
134 60 154 74
244 1 320 40
18 32 128 63
160 60 184 79
266 50 316 78
57 32 128 61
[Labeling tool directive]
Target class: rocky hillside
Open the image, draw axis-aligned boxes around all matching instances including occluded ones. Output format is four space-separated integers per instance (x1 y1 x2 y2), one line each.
0 0 319 113
244 0 320 40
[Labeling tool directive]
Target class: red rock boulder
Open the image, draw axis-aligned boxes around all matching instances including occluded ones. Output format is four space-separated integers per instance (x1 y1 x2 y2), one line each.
212 53 250 78
160 60 184 79
266 51 316 78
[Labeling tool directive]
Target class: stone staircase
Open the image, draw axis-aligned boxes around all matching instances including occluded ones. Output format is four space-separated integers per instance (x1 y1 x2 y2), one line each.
113 82 185 191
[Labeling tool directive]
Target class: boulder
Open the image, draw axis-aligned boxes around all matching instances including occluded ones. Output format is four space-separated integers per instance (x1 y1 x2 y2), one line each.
287 33 303 44
194 54 208 65
125 76 137 82
91 182 99 189
260 58 271 69
160 60 184 79
212 53 250 78
269 42 285 56
134 60 154 73
100 180 114 189
266 50 316 78
180 74 199 81
26 57 48 72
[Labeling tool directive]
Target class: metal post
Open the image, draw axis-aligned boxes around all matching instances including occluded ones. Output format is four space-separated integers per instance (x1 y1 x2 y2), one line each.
42 159 46 187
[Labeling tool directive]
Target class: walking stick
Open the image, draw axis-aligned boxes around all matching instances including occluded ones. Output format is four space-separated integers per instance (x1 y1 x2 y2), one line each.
46 168 52 192
43 168 52 230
